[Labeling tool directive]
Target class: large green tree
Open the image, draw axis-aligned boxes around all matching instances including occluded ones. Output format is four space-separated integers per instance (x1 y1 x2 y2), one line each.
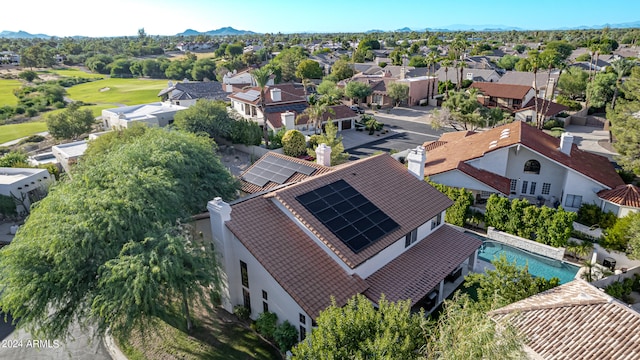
328 58 354 81
0 128 238 340
610 67 640 174
173 99 234 139
558 67 588 100
587 72 617 108
307 120 349 165
191 58 217 81
295 59 323 80
387 82 409 107
271 47 307 82
344 81 372 105
46 102 96 140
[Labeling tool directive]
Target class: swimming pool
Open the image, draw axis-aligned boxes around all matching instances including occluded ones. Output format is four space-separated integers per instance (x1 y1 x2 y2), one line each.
473 235 580 284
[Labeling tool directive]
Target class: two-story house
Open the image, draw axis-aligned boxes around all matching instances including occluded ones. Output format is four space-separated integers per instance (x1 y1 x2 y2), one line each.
206 149 482 341
469 82 535 112
423 121 625 210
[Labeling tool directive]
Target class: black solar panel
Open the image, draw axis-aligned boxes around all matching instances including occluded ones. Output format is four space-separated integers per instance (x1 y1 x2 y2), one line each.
242 155 317 187
296 179 399 253
264 103 308 114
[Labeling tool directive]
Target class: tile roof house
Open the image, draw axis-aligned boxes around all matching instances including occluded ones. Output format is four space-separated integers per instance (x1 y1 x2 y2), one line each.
490 279 640 360
423 121 625 209
157 80 229 107
469 82 535 112
598 184 640 218
498 70 559 99
229 84 359 132
435 67 501 85
207 152 482 341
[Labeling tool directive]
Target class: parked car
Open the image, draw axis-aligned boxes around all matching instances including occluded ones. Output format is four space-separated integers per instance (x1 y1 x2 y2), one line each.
350 105 365 114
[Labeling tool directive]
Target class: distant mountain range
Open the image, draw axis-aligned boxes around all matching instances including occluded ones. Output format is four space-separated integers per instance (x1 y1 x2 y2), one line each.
0 30 50 39
175 27 256 37
2 21 640 39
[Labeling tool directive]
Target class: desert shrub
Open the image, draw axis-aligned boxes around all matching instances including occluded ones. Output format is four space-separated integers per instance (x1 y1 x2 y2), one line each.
282 129 307 157
233 305 250 320
255 312 278 340
18 135 45 144
273 320 298 353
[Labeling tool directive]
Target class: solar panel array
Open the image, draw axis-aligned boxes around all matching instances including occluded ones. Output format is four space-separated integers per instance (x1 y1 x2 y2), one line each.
296 179 399 253
242 155 316 187
235 89 260 102
265 103 308 114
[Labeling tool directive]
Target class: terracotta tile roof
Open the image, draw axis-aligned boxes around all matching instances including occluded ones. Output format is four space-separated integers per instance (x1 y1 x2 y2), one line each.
470 82 532 100
456 162 512 195
267 104 358 129
423 140 448 151
365 225 481 305
423 131 475 151
226 194 368 319
228 83 306 106
425 122 624 190
490 280 640 360
274 154 454 268
598 184 640 208
239 152 332 194
517 98 570 116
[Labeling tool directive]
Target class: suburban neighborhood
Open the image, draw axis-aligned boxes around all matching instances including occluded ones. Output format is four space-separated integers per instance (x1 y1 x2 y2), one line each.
2 5 640 359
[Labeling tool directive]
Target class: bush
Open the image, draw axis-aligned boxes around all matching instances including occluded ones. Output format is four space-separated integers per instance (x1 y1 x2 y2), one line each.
542 119 564 130
273 320 298 353
255 312 278 340
604 277 635 303
233 305 250 321
282 130 306 157
576 203 617 229
0 194 16 216
555 95 582 111
229 118 262 146
18 135 46 145
268 128 286 149
307 134 323 149
601 212 640 252
617 169 637 184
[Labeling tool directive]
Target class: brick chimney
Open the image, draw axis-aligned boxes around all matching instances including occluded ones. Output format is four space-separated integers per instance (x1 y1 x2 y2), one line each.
270 88 281 102
281 111 295 130
316 143 332 167
559 132 574 156
407 146 426 180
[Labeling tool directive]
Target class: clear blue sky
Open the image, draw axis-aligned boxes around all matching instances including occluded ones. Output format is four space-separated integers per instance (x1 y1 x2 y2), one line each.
5 0 640 37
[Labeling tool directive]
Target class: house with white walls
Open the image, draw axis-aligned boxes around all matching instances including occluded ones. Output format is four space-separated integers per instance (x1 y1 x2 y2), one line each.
423 121 625 210
206 147 481 341
0 167 54 215
101 102 187 129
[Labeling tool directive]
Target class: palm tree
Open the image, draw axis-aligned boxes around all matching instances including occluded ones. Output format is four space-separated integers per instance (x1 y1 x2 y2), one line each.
251 67 273 147
610 58 633 109
428 52 438 99
297 102 334 134
441 59 453 99
528 50 543 129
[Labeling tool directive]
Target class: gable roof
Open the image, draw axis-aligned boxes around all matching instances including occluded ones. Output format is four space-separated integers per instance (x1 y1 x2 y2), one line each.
365 225 481 305
228 83 306 106
498 71 559 88
435 67 499 84
226 193 369 319
424 122 624 190
266 104 358 129
158 81 229 101
490 279 640 360
239 152 332 194
598 184 640 208
516 98 570 116
274 155 454 268
469 82 532 100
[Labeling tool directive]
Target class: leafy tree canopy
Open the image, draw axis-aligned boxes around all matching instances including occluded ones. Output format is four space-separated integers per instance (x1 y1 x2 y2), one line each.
295 59 323 80
0 128 238 340
46 102 96 140
307 120 348 165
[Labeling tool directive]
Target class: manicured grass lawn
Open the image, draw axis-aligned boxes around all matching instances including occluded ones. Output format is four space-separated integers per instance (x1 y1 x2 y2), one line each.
66 78 168 105
0 79 21 106
0 122 48 144
44 68 105 79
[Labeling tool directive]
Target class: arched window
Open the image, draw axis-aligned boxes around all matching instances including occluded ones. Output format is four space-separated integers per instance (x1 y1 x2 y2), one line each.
524 159 541 174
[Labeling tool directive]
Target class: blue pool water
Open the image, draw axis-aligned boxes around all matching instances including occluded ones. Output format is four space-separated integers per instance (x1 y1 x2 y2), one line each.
472 235 580 284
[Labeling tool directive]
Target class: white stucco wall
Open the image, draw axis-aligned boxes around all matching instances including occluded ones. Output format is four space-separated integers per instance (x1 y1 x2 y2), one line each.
502 146 567 200
469 148 509 175
562 171 606 211
0 168 54 214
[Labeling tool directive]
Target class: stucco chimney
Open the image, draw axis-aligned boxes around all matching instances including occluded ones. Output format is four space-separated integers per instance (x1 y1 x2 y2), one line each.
559 132 574 156
270 88 281 102
407 146 426 180
206 197 233 313
281 111 295 130
316 143 332 167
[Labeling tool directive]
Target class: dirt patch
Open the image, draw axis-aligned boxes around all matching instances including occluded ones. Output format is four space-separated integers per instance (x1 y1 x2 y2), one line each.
99 87 110 92
598 139 616 153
